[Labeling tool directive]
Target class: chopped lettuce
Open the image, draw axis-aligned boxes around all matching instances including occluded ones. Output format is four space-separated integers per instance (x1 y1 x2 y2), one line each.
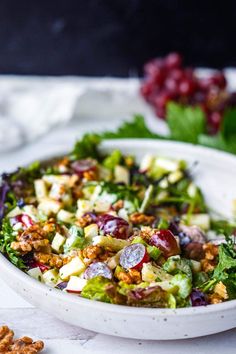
64 225 85 253
163 255 192 280
170 273 192 299
81 276 113 303
103 150 122 170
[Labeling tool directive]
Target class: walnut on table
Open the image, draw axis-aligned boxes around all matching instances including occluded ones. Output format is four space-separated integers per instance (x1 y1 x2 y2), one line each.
0 326 44 353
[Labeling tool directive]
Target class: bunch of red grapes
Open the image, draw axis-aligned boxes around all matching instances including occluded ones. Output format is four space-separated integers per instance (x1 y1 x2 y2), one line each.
140 52 236 134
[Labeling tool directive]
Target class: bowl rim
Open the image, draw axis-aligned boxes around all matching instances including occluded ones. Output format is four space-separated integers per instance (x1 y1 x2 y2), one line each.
1 138 236 316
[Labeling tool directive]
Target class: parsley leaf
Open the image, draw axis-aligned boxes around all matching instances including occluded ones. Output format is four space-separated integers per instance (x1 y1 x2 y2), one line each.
167 102 206 143
0 218 25 269
101 114 162 139
70 134 101 160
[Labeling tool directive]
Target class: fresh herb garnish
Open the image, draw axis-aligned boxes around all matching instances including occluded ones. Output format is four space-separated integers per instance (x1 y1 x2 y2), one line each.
0 218 25 269
70 134 101 160
167 102 206 143
78 105 236 155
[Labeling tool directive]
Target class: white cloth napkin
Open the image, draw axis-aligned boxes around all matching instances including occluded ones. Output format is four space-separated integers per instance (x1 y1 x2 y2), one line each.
0 76 150 152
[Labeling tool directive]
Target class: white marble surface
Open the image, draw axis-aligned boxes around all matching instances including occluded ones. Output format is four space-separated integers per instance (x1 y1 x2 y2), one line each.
0 77 236 353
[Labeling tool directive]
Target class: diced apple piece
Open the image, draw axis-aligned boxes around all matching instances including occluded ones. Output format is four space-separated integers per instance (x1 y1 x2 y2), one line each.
51 232 66 253
84 224 98 239
43 174 71 186
38 198 62 216
59 257 86 280
27 267 43 282
106 250 122 269
42 269 59 287
7 207 22 218
140 154 154 172
155 157 181 172
114 165 130 185
66 276 87 293
93 200 110 213
57 209 75 224
76 199 93 217
182 213 210 231
34 179 48 201
23 205 39 222
92 235 129 252
168 170 183 184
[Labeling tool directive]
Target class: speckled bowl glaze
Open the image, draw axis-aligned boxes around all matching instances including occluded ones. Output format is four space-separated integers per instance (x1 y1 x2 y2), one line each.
1 139 236 340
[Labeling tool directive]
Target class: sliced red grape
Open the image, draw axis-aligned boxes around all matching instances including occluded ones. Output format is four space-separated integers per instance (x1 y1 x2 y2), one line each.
119 243 150 270
97 214 130 239
84 262 113 280
149 229 180 258
71 159 97 175
11 214 34 229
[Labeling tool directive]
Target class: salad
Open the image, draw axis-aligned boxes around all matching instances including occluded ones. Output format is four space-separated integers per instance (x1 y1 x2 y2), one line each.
0 134 236 309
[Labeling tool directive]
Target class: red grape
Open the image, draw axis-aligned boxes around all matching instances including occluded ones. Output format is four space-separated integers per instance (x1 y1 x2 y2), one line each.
12 214 34 229
207 111 222 134
71 159 97 175
84 262 113 280
164 77 179 96
153 91 172 109
149 229 180 258
140 80 154 99
120 243 149 270
97 214 130 239
179 79 196 96
165 52 182 69
211 73 227 89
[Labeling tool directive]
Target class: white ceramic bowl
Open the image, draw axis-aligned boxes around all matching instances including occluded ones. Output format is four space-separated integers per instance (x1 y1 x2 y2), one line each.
1 139 236 340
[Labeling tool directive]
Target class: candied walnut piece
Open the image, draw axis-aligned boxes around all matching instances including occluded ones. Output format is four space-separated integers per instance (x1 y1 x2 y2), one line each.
130 213 155 226
128 269 142 284
115 268 141 284
214 281 228 300
208 293 223 305
83 169 98 181
203 243 219 260
201 243 219 272
139 226 154 242
116 270 132 284
11 224 49 254
76 213 95 228
82 245 102 260
0 326 44 353
34 252 63 268
208 282 228 305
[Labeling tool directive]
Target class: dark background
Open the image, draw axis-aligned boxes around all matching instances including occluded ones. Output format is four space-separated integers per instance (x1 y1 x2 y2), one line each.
0 0 235 76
